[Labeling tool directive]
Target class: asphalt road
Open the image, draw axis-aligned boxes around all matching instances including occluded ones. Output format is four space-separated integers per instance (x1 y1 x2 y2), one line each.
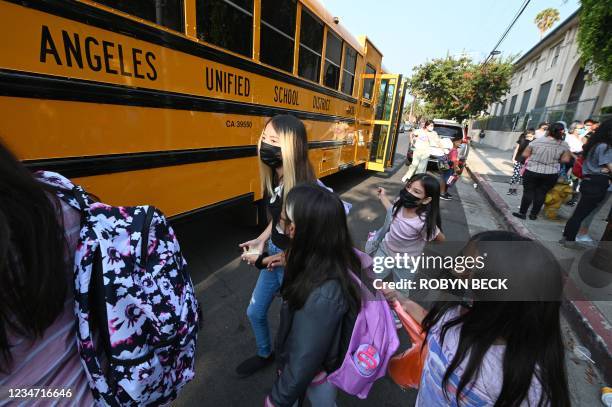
170 134 501 407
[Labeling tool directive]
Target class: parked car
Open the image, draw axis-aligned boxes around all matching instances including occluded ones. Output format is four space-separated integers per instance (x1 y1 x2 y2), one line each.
405 119 470 170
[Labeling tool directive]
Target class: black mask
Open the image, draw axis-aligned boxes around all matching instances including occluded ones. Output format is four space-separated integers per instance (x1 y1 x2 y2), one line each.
259 142 282 168
399 189 421 208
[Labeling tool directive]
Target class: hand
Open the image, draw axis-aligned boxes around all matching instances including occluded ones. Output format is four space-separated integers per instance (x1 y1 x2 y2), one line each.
241 253 260 266
239 238 266 264
381 288 399 304
376 187 387 200
264 252 286 270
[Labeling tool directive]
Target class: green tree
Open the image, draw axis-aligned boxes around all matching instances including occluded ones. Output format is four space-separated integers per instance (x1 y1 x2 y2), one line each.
408 56 513 122
576 0 612 82
534 8 560 38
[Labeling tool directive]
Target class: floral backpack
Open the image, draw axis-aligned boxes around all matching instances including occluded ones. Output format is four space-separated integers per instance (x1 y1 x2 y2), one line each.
37 171 200 406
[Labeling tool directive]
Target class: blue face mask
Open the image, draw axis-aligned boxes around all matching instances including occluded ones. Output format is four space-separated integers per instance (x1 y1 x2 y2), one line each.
578 128 586 136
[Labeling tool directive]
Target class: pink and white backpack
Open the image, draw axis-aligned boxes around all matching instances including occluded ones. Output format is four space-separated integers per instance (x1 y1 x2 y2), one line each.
37 171 200 406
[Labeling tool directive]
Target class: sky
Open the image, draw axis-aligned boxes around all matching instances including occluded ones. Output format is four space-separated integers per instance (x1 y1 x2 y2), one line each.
321 0 581 76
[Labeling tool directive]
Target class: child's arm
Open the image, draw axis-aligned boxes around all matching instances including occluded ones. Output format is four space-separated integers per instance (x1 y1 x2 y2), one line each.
433 231 446 242
382 289 428 324
376 187 393 210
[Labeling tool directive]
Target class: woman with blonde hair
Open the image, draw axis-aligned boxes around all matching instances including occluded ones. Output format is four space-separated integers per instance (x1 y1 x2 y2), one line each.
237 114 316 378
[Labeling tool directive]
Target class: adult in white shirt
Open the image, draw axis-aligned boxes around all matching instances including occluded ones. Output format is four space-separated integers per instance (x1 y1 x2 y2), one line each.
566 121 586 154
402 120 442 182
534 122 550 139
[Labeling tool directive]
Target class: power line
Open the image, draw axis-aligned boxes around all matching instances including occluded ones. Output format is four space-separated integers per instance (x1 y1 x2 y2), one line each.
483 0 532 65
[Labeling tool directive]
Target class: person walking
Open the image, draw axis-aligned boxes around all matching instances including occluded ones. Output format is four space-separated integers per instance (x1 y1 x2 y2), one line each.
507 128 535 195
374 173 445 287
439 135 463 200
402 120 441 182
513 122 571 220
389 231 571 407
265 184 361 407
237 115 317 378
562 119 612 244
0 142 93 402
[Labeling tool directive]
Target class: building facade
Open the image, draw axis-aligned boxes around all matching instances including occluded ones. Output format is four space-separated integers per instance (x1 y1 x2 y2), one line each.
473 9 611 150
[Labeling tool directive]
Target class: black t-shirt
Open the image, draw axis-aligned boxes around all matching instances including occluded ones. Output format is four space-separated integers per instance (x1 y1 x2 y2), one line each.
514 136 531 163
267 190 290 250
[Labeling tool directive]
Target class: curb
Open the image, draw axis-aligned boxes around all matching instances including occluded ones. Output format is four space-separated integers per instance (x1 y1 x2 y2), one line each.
465 165 612 383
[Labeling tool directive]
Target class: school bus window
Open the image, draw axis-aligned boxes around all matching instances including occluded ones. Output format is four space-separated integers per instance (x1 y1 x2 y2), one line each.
341 45 357 95
196 0 253 58
93 0 184 32
260 0 297 73
297 8 323 82
323 31 341 89
362 63 376 99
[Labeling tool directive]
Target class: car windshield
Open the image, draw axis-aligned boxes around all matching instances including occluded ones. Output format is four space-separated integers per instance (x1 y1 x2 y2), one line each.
434 124 463 139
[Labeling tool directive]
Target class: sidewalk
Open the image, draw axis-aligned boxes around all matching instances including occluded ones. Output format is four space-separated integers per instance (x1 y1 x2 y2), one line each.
466 142 612 384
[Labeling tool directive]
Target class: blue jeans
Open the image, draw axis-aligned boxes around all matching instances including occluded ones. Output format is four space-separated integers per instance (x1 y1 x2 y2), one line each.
247 239 284 357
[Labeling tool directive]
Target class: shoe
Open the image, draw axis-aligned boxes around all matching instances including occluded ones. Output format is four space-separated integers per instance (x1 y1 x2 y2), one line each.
566 201 576 207
506 189 513 195
512 212 526 220
528 214 537 220
440 193 452 201
511 190 518 196
236 353 275 378
559 237 579 249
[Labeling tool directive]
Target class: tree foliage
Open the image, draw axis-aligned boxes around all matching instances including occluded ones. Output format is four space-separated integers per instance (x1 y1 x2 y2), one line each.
534 8 560 38
576 0 612 82
407 56 514 121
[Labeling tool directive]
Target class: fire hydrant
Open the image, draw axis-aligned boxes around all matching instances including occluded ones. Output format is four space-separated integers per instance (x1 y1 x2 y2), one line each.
544 181 573 220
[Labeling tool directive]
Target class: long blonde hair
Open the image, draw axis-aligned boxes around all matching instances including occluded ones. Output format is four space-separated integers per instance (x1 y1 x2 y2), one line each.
258 115 315 203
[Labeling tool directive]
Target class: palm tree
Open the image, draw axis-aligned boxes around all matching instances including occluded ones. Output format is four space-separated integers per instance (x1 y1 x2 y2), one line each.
534 8 560 39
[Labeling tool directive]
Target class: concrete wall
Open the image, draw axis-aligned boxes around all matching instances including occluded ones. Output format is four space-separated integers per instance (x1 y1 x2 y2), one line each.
469 129 520 151
488 16 610 119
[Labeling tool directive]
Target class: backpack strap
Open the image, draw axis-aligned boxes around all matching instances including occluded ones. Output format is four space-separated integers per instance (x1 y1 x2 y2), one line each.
35 171 93 211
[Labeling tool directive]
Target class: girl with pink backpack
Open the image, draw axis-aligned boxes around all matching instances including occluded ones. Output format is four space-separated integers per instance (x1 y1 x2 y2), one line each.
265 184 398 406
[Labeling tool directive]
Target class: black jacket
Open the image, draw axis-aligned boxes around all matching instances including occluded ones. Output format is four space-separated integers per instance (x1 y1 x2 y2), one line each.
269 280 355 407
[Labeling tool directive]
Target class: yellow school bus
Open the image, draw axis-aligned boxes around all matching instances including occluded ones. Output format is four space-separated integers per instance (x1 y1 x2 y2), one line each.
0 0 405 218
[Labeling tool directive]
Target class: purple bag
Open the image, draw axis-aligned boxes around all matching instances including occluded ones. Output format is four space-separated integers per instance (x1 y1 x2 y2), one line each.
327 250 400 399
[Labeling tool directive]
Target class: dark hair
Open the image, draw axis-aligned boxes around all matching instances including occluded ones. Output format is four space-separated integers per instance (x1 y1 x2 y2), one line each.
422 231 570 407
282 184 360 312
584 118 598 126
583 118 612 159
393 173 442 240
423 120 434 128
526 128 535 134
548 122 565 140
537 122 549 129
451 134 463 142
0 142 68 372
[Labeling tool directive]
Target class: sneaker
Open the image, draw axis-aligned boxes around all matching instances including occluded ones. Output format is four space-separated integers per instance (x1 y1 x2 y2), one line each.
512 212 526 220
440 192 452 201
566 200 576 207
236 353 275 378
559 237 579 249
506 189 516 195
528 214 538 220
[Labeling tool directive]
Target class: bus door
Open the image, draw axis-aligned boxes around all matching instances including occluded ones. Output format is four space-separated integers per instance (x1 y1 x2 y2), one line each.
366 74 405 171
